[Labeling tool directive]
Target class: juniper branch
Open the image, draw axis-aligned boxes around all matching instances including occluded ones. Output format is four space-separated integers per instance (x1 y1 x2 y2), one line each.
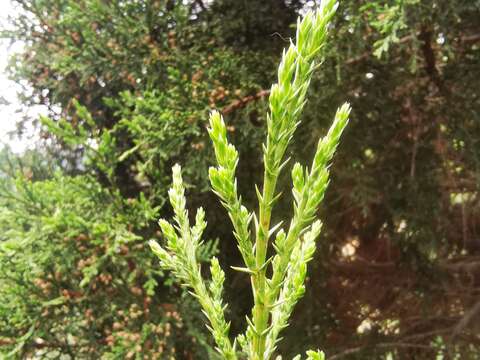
208 111 255 271
251 1 341 356
268 103 351 309
266 221 322 358
149 2 351 359
149 165 236 359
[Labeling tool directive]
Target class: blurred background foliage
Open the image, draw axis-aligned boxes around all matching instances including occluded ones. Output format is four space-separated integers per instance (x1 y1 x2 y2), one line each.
1 0 479 358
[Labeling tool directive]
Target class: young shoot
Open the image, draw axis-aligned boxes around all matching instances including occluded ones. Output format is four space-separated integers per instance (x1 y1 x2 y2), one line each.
149 1 351 359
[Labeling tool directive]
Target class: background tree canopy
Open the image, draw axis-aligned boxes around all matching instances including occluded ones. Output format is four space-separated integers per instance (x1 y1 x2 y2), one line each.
1 0 479 358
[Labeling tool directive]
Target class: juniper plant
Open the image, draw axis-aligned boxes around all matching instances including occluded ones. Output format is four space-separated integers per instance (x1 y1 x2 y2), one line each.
149 1 351 359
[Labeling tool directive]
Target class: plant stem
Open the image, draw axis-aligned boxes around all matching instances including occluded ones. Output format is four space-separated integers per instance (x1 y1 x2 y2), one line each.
252 170 277 358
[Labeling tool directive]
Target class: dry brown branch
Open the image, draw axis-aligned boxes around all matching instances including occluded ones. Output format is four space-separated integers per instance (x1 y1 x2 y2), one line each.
221 89 270 115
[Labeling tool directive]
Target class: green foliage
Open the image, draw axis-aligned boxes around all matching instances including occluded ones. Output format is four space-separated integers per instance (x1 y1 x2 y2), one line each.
362 0 420 59
0 149 217 358
2 0 480 358
151 165 236 359
149 4 351 359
